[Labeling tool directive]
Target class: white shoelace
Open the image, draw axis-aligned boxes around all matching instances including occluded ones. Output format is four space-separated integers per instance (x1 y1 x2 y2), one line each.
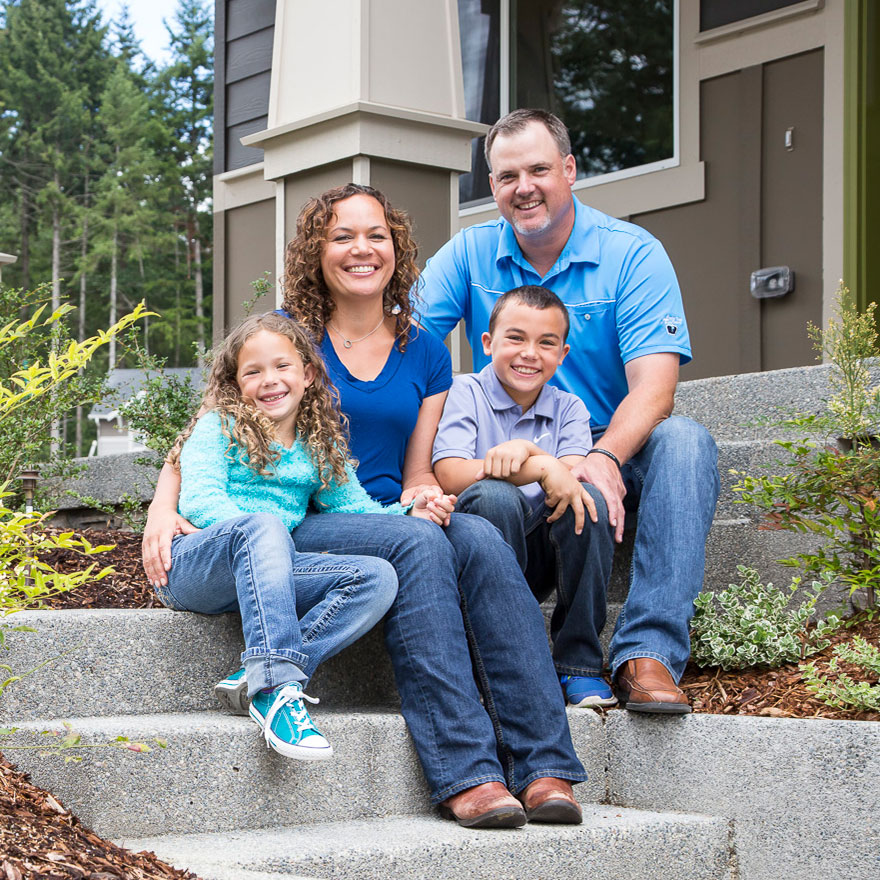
262 683 320 748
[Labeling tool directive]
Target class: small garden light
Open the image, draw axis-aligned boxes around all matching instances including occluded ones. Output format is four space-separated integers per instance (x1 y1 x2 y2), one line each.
20 467 38 515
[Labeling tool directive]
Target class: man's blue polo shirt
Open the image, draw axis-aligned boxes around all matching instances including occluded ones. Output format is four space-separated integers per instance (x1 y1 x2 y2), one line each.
417 197 691 429
432 364 592 510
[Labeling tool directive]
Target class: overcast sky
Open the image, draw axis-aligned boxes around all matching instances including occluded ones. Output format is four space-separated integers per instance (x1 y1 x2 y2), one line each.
95 0 185 64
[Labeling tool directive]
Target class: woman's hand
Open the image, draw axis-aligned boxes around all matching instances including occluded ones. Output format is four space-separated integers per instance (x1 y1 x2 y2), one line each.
400 482 443 505
408 487 457 526
142 505 198 587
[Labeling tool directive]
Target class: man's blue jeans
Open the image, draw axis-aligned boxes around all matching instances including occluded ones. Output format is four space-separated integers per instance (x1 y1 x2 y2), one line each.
290 510 587 803
154 513 398 696
458 416 719 684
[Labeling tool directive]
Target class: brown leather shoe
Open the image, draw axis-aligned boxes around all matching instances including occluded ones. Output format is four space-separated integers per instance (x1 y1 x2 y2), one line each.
439 781 526 828
518 777 582 824
614 658 691 714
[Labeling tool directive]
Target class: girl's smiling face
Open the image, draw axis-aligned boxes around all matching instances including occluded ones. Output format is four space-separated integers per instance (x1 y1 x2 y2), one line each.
320 194 396 304
236 329 316 444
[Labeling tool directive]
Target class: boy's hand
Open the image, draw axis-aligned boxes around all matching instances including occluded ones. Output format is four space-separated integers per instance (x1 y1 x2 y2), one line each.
540 461 598 535
478 439 535 479
401 482 443 505
409 488 457 526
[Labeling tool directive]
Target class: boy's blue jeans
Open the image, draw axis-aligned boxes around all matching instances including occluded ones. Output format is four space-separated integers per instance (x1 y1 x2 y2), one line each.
153 513 398 696
456 416 720 683
290 510 586 803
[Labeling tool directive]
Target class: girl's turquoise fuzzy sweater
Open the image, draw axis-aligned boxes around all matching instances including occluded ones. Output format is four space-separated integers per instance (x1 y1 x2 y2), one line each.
179 410 406 530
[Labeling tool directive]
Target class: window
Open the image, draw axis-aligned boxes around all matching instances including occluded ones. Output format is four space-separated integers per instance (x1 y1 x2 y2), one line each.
458 0 676 206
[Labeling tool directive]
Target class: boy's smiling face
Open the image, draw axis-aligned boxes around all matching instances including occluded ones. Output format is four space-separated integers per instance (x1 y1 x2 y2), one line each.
482 300 570 410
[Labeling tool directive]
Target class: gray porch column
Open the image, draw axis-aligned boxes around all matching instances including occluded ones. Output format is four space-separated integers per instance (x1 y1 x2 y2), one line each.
240 0 484 319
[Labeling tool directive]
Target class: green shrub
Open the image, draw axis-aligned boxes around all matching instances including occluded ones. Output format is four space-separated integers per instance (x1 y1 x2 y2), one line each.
801 636 880 711
733 284 880 612
690 565 841 670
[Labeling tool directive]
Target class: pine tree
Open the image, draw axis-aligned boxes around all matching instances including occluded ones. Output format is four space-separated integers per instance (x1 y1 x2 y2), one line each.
157 0 213 366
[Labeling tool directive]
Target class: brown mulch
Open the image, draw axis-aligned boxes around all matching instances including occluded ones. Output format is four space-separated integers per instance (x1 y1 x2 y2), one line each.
4 528 878 877
0 754 199 880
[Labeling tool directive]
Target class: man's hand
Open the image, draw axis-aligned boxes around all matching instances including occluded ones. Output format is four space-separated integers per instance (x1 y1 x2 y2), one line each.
570 454 626 542
539 459 598 534
478 439 535 479
142 506 199 587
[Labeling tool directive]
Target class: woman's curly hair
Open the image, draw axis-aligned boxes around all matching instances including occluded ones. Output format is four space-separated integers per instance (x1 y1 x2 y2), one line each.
168 313 351 491
281 183 420 350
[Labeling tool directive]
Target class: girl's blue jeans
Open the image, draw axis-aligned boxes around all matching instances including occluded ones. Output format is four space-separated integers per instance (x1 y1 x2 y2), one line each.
154 513 398 696
290 510 587 804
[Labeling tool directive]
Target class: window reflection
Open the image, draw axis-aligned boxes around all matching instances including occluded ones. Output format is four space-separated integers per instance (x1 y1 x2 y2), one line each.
458 0 675 206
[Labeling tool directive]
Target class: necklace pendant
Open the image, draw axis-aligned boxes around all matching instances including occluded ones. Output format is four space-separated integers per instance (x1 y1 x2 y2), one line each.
343 339 353 349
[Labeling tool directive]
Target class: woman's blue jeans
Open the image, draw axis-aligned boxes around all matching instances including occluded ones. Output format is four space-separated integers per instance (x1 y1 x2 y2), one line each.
290 510 587 803
154 513 398 696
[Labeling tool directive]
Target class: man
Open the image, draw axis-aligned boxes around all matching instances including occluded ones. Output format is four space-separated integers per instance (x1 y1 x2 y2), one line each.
418 109 720 713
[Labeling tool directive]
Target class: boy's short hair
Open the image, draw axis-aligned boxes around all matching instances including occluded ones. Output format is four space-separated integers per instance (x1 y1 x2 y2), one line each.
488 286 571 340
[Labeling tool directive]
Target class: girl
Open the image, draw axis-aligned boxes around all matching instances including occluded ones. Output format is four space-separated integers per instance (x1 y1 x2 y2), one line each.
155 312 453 762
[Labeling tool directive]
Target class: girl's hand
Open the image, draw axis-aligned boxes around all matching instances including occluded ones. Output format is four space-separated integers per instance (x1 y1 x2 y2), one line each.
142 506 199 587
400 483 443 505
409 488 457 526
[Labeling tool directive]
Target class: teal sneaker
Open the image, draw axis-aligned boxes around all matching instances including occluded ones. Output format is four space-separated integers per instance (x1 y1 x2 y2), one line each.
214 667 250 715
560 674 618 708
248 682 333 761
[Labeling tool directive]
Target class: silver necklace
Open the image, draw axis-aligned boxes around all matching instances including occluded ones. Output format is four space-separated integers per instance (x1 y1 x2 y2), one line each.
327 316 386 349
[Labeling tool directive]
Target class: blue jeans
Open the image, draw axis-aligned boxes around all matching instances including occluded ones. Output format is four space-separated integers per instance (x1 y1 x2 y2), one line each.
455 479 612 677
610 416 719 680
154 513 398 696
458 416 719 683
290 511 586 803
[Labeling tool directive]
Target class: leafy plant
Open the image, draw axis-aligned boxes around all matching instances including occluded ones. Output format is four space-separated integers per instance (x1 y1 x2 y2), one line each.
733 284 880 612
64 490 148 533
1 723 166 763
0 295 150 693
690 565 841 670
800 636 880 711
116 339 202 463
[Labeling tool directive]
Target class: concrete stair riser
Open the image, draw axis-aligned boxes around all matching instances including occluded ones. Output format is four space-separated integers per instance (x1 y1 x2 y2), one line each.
5 710 607 839
605 712 880 880
123 809 733 880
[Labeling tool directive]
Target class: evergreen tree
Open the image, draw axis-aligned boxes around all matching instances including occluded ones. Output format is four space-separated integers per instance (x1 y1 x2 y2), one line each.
157 0 213 366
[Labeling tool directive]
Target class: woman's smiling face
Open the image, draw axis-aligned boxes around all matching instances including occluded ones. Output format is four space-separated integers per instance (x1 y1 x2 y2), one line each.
320 194 396 304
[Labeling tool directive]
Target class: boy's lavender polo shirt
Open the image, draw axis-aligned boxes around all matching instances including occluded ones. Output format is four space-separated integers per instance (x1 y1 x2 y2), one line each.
433 364 593 511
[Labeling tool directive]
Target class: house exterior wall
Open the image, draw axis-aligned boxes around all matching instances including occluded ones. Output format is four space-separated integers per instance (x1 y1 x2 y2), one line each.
212 0 859 379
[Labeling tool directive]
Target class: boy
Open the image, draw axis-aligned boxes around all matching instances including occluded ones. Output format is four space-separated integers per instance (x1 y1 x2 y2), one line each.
433 285 616 707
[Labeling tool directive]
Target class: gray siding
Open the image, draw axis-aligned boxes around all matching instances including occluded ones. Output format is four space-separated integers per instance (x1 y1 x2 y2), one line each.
215 0 276 173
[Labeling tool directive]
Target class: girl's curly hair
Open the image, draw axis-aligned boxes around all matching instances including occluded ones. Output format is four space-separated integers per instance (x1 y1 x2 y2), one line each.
281 183 420 350
168 313 350 491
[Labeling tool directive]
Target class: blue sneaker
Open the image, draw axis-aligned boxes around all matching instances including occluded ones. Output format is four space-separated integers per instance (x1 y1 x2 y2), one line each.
249 682 333 761
560 674 617 708
214 667 250 715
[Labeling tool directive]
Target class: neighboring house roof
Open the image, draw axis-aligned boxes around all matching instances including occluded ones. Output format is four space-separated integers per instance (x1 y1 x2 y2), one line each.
89 367 204 422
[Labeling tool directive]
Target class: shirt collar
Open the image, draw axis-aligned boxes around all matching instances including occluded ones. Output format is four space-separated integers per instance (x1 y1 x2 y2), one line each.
495 197 600 277
477 364 557 420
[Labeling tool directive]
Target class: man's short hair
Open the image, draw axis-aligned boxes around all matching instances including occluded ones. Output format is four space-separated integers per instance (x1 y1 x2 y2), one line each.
488 285 571 340
484 109 572 170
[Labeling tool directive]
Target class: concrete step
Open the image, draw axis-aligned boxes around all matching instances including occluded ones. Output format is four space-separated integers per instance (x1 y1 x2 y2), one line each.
5 709 607 839
123 808 731 880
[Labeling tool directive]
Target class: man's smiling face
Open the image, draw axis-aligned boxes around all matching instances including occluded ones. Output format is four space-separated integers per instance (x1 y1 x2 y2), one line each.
488 121 577 240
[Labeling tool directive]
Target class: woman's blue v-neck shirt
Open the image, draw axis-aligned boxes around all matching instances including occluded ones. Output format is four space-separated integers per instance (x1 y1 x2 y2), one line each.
275 311 452 505
320 325 452 504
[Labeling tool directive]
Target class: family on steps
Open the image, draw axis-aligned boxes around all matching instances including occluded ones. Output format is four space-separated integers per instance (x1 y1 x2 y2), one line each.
141 109 720 830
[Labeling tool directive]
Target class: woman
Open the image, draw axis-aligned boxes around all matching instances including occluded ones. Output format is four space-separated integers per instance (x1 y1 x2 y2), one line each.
142 183 585 828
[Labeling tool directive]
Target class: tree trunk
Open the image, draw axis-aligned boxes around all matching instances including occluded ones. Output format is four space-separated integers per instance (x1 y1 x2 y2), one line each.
109 222 118 371
193 214 204 367
50 189 62 454
76 188 89 458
